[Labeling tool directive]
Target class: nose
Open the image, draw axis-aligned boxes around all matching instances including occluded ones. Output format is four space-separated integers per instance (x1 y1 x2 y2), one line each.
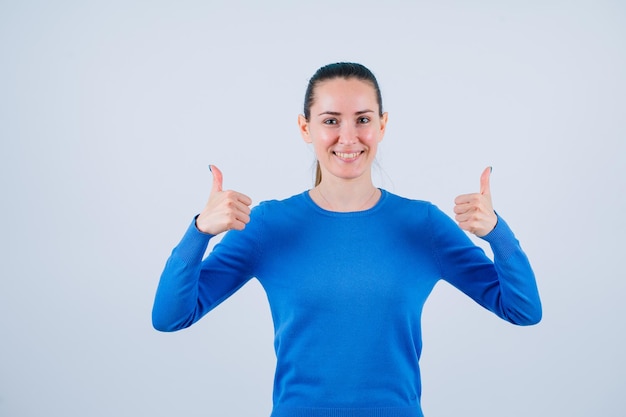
338 123 358 144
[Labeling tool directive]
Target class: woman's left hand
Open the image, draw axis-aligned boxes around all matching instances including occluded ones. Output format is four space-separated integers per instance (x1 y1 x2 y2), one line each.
453 167 498 237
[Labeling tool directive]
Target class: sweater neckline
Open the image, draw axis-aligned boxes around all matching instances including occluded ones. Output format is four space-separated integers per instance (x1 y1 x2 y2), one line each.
301 188 388 217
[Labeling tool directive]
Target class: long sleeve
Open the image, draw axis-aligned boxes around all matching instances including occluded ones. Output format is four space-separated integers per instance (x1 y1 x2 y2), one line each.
151 191 541 416
152 208 263 332
428 204 542 325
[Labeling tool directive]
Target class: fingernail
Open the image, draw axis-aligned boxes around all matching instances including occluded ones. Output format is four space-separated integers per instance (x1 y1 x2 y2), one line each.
489 166 493 173
208 164 212 173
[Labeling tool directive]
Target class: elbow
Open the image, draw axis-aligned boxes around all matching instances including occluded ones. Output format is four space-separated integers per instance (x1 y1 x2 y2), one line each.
529 305 543 325
520 310 542 326
510 304 543 326
152 298 203 332
152 319 175 332
152 315 175 332
152 310 187 332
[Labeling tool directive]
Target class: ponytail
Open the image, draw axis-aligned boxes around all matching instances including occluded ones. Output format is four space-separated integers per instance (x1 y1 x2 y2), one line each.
315 161 322 186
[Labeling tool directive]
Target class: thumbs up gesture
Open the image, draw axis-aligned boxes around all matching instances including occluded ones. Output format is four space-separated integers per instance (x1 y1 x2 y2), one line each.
453 167 498 237
195 165 253 235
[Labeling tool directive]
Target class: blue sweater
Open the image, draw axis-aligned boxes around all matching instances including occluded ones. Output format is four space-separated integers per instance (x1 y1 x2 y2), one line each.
152 190 542 417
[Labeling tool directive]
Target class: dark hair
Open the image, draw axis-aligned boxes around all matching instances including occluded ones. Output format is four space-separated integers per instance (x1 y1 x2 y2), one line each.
304 63 384 186
303 62 384 120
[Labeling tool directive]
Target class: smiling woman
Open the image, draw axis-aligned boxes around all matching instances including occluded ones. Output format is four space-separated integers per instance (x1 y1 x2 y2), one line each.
152 62 542 417
298 75 388 212
301 62 386 190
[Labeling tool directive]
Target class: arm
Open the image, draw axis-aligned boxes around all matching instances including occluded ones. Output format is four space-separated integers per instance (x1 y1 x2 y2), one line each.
151 216 261 331
431 167 542 325
430 206 542 325
151 165 255 331
152 220 216 331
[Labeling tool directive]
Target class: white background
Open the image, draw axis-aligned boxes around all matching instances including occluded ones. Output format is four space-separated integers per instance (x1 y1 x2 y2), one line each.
1 1 624 416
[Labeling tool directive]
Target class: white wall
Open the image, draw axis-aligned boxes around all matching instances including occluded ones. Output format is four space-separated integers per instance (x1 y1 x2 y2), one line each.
1 1 624 416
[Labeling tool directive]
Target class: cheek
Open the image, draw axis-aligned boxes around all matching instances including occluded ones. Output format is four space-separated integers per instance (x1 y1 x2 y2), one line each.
359 127 382 144
310 133 331 156
311 128 335 146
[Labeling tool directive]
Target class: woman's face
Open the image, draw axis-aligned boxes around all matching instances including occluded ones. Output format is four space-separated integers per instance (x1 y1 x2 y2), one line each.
298 77 388 184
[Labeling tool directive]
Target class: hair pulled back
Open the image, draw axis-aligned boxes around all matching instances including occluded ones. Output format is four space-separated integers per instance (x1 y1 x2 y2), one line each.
303 62 384 186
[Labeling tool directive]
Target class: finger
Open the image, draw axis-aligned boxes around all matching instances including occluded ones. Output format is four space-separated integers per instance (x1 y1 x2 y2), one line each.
236 192 253 207
480 166 492 196
226 207 251 231
454 193 479 206
230 219 249 231
233 199 252 216
453 203 472 215
210 164 223 194
455 210 480 223
220 190 253 208
236 210 251 225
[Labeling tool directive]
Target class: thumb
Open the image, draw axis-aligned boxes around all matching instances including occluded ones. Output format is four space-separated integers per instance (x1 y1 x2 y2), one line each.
209 164 223 194
480 166 492 195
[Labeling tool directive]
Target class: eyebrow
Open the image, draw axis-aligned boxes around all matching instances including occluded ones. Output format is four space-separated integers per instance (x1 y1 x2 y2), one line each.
317 109 375 117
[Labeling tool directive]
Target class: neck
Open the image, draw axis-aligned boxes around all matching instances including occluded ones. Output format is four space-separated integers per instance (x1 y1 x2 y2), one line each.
312 177 380 212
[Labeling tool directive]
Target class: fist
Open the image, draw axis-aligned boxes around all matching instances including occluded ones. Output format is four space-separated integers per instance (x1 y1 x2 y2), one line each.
453 167 498 237
195 165 252 235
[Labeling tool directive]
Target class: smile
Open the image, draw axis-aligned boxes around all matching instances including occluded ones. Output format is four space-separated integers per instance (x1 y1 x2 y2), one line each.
334 151 363 160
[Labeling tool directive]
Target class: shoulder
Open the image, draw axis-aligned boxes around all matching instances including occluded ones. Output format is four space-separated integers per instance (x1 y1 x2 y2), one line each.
250 191 312 226
380 190 435 216
255 191 309 214
375 190 450 235
381 190 465 235
220 193 310 248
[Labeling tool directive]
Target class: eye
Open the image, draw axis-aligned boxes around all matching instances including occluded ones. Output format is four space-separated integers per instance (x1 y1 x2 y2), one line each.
323 118 338 125
358 116 370 124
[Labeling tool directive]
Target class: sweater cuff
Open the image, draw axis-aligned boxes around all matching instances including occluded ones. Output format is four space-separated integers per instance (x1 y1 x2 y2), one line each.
479 214 521 260
172 216 214 265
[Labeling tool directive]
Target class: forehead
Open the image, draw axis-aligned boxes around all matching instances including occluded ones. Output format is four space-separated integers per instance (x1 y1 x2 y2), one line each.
312 78 378 110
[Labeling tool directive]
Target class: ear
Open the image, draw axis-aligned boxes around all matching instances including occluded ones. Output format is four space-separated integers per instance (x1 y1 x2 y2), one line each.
378 112 388 142
298 114 312 143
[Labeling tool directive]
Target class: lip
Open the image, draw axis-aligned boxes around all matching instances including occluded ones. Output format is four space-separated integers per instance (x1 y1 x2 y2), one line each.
333 150 364 162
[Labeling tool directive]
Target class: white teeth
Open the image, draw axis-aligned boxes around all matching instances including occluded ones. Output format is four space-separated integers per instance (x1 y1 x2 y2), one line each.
335 151 360 159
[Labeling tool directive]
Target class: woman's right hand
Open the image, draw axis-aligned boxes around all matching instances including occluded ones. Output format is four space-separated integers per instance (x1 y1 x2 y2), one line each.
195 165 252 235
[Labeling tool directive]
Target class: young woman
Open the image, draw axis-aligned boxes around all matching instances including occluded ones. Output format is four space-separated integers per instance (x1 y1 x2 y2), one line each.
152 62 542 417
